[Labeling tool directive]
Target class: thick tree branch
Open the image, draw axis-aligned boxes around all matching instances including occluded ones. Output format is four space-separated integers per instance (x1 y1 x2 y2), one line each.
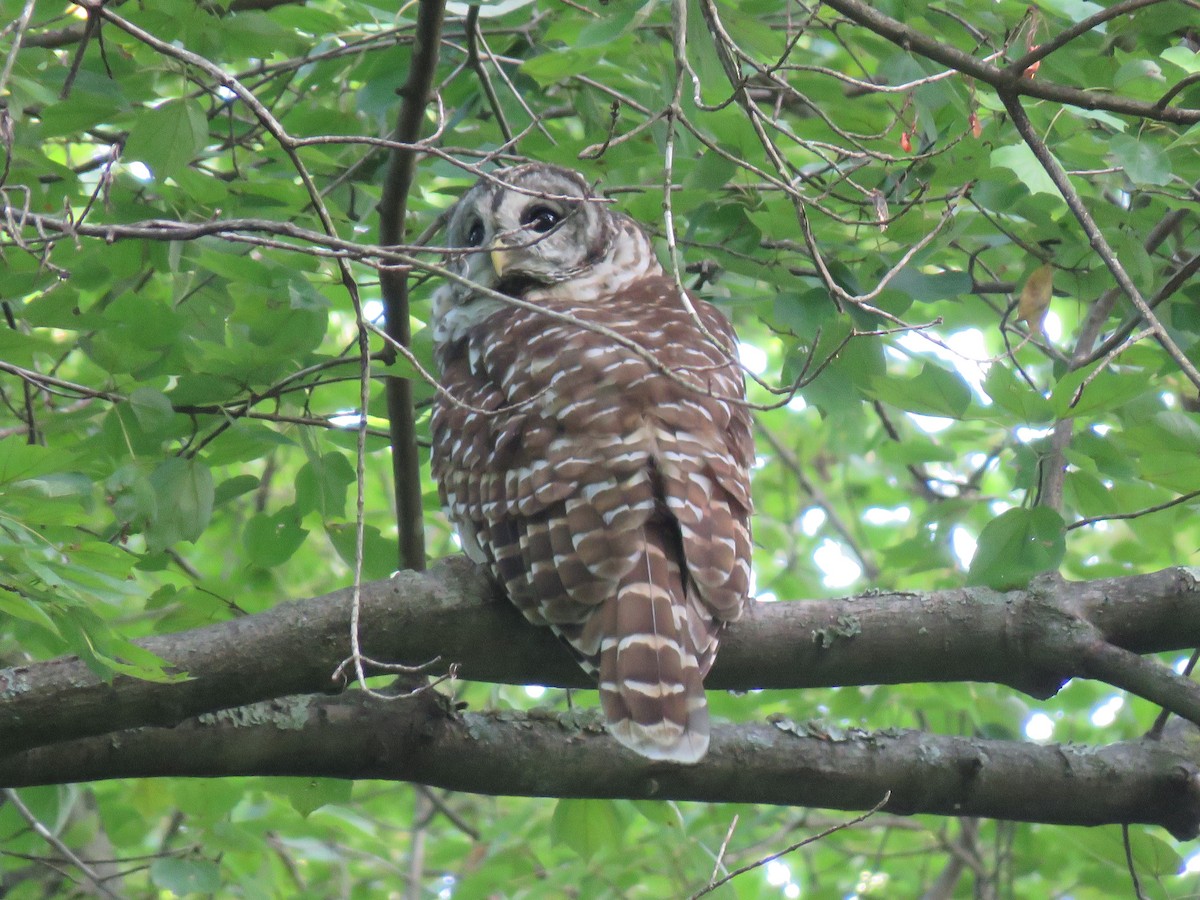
3 560 1200 756
3 692 1200 839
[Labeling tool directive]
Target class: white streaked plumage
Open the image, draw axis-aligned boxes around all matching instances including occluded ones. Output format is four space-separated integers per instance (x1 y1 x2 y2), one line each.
430 163 753 763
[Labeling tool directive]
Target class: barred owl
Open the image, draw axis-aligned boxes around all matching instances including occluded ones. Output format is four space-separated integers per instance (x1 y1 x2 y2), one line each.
430 164 753 763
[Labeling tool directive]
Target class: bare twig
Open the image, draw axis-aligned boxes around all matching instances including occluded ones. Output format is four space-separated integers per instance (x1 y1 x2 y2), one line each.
756 421 880 581
1 789 124 900
688 794 891 899
998 94 1200 393
1068 489 1200 532
818 0 1200 125
708 814 739 885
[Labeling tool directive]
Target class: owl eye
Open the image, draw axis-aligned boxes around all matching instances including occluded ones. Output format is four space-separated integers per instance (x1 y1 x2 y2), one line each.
520 205 561 234
465 219 484 247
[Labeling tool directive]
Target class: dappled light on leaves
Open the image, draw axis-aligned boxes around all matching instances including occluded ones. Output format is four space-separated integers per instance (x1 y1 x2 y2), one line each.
1 0 1199 896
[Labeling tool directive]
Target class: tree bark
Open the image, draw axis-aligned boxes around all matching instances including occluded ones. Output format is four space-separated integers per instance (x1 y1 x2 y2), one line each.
2 560 1200 751
3 690 1200 839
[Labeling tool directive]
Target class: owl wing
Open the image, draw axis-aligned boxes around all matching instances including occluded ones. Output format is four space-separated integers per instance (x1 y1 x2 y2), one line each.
432 278 752 763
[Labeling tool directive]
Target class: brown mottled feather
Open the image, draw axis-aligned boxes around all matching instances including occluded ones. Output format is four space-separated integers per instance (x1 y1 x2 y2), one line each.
434 279 752 762
432 167 752 763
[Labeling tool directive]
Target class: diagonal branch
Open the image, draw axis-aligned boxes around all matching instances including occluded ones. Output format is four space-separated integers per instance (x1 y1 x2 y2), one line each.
818 0 1200 125
997 93 1200 392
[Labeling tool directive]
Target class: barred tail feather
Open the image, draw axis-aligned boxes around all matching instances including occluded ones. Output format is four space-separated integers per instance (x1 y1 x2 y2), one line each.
597 533 713 764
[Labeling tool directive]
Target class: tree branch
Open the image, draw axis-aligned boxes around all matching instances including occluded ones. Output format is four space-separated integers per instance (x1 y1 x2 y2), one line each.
378 0 444 572
818 0 1200 125
3 559 1200 755
998 93 1200 392
3 691 1200 839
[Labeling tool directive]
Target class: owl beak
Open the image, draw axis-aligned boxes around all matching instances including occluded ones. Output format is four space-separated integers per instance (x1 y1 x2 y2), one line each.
488 242 511 277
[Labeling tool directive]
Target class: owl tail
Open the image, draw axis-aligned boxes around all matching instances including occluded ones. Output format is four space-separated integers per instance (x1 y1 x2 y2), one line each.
596 535 714 764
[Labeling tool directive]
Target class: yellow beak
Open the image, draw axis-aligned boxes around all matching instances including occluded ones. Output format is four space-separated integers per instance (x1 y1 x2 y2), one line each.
489 244 510 277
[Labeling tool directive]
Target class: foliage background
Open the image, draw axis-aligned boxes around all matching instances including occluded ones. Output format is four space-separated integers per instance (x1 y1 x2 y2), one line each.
1 0 1200 895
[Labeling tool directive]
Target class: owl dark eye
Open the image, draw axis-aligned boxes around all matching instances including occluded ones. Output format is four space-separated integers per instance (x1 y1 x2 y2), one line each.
465 219 484 247
521 205 561 234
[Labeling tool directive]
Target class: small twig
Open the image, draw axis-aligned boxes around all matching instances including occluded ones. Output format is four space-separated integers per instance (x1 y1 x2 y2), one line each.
2 789 124 900
578 100 621 160
473 23 554 143
331 654 457 701
818 0 1199 126
406 789 430 900
0 0 35 100
1005 0 1168 79
464 6 513 143
708 814 740 885
58 5 102 100
1083 245 1200 368
756 422 880 581
1155 71 1200 111
415 786 482 841
688 793 891 899
999 93 1200 392
1148 648 1200 740
1123 823 1149 900
1067 489 1200 532
1066 327 1156 411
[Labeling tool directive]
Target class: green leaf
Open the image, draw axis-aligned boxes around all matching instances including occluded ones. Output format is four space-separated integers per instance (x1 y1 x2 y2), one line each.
966 507 1066 590
124 99 208 180
261 777 353 818
551 799 625 859
0 588 62 638
446 0 538 18
865 362 973 419
0 440 74 486
147 458 214 550
326 523 397 581
294 451 356 519
1137 451 1200 493
1109 134 1172 186
1066 825 1182 879
990 144 1060 197
1162 46 1200 75
981 364 1054 423
287 277 330 311
244 510 308 567
9 471 93 506
630 800 683 829
1037 0 1103 23
574 1 652 47
149 857 221 896
888 267 972 303
214 474 261 507
128 387 175 432
1049 365 1153 418
521 46 607 85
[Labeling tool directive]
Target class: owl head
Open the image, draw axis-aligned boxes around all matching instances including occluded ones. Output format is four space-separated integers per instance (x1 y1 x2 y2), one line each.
432 164 661 346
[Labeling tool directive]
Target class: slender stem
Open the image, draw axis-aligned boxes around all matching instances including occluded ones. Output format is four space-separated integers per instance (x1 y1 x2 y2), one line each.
818 0 1199 125
756 422 881 581
999 94 1200 392
1005 0 1168 77
2 789 123 900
